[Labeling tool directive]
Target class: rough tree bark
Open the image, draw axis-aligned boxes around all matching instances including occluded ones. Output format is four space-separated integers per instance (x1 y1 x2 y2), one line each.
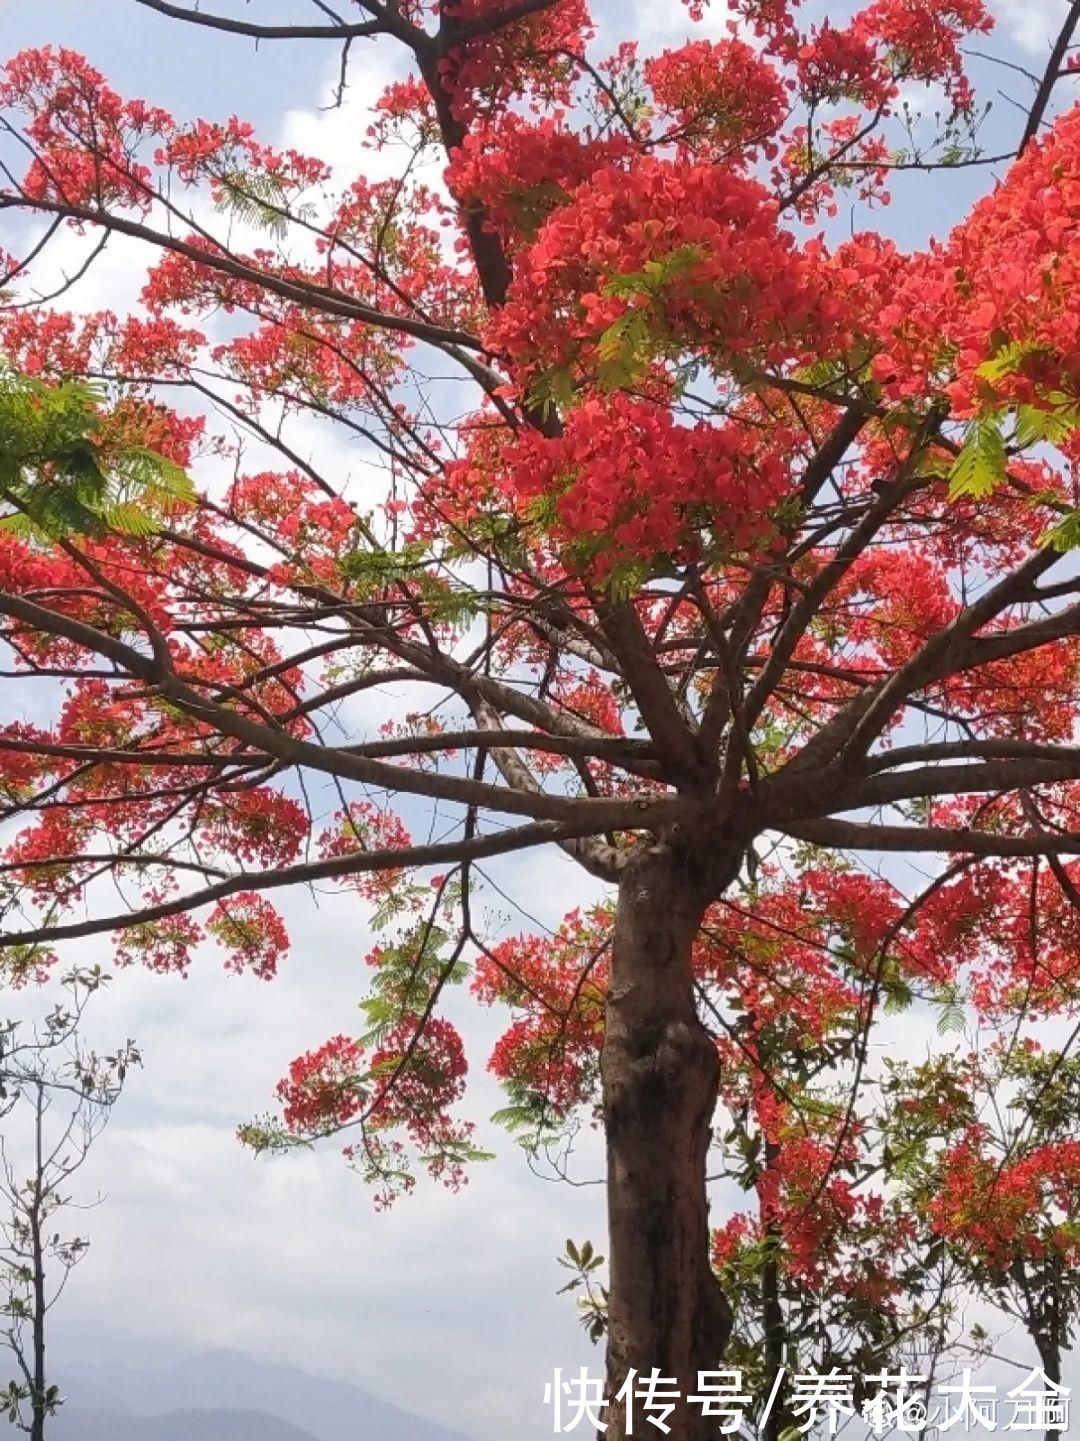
601 840 737 1441
1031 1308 1063 1441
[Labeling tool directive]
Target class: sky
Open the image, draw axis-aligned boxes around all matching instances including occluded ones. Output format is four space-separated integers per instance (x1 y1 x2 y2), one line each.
0 2 1076 1439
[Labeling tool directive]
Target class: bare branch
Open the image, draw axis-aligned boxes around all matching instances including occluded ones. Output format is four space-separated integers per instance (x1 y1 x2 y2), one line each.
1018 0 1080 154
780 817 1080 858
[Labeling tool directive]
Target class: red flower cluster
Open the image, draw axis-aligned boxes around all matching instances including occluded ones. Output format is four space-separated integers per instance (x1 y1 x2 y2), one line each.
643 39 787 158
933 1129 1080 1268
434 0 592 124
277 1034 367 1132
0 47 170 208
208 894 290 980
500 395 788 571
489 155 847 384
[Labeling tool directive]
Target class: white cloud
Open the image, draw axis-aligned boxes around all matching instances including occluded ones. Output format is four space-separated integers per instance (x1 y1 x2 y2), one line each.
595 0 738 52
14 224 152 319
281 40 432 189
992 0 1064 54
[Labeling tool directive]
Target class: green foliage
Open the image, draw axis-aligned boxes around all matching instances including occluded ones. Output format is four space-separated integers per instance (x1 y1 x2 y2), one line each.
1038 508 1080 552
418 1133 495 1170
951 339 1080 551
595 308 653 392
947 416 1006 501
557 1238 608 1343
527 362 576 421
602 245 706 302
0 1379 61 1428
976 342 1080 449
361 923 466 1026
1014 397 1080 448
490 1093 555 1140
603 556 653 602
594 246 707 392
339 539 483 624
338 539 428 592
237 1115 313 1157
950 344 1080 525
529 248 711 408
212 168 294 238
0 367 194 541
975 339 1045 384
933 984 966 1036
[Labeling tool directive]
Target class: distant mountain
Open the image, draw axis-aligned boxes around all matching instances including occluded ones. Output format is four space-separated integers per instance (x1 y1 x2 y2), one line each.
62 1349 473 1441
53 1405 322 1441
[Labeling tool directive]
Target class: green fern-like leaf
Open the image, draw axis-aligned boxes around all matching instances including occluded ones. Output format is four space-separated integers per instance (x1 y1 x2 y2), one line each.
975 339 1045 384
1014 399 1080 449
0 366 195 541
948 416 1007 500
213 169 291 238
1039 509 1080 553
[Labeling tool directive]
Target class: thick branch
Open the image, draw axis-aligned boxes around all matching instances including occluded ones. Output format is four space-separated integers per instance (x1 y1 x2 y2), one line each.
0 819 612 952
864 739 1080 775
469 700 623 880
130 0 395 40
1018 0 1080 154
787 550 1059 775
593 600 704 785
781 818 1080 859
814 758 1080 815
0 591 680 832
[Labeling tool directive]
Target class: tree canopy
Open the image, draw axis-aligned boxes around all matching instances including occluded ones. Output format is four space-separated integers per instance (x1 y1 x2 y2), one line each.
3 2 1080 1437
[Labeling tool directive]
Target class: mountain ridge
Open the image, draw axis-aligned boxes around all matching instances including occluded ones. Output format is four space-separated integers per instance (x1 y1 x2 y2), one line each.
53 1404 322 1441
59 1348 474 1441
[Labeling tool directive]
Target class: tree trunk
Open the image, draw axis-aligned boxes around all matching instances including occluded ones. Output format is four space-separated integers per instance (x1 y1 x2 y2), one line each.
1034 1333 1062 1441
601 842 734 1441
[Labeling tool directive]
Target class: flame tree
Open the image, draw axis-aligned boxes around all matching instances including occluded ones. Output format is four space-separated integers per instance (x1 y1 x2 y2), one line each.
4 2 1080 1436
